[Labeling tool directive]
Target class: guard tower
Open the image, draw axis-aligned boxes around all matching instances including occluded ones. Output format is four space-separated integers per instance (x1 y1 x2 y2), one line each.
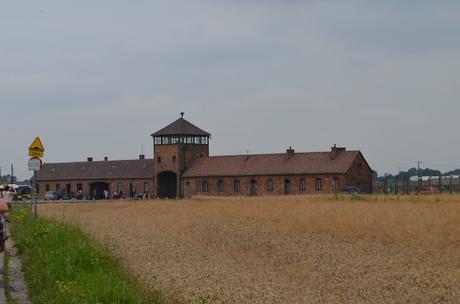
151 113 210 198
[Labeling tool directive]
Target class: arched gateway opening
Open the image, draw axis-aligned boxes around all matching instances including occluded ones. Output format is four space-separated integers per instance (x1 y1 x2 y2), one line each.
158 171 177 198
90 182 109 200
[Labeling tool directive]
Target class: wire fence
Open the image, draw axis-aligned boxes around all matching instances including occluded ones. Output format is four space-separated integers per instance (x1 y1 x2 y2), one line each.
373 176 460 194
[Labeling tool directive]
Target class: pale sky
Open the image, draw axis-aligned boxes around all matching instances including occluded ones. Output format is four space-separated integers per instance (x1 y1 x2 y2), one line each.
1 1 459 180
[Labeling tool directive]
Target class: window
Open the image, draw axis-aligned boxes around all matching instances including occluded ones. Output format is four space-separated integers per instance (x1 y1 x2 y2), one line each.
233 180 240 192
35 184 39 194
300 178 306 191
267 179 273 191
217 180 224 192
66 184 71 193
56 184 61 191
202 180 209 192
117 183 123 192
157 157 161 163
144 182 149 193
315 178 322 191
77 183 83 191
332 178 339 190
172 155 176 163
45 184 50 191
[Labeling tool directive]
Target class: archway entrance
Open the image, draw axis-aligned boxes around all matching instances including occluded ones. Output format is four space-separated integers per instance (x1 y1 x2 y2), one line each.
158 171 177 198
90 182 109 200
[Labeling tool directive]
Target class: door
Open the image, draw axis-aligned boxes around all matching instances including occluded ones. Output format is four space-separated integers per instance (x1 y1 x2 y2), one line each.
284 179 290 195
250 180 256 196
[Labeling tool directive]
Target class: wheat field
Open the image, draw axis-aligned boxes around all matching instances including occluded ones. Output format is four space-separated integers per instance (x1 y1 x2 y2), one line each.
37 195 460 303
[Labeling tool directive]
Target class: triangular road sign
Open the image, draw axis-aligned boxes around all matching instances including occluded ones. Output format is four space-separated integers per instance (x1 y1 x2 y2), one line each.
29 136 45 157
29 137 45 152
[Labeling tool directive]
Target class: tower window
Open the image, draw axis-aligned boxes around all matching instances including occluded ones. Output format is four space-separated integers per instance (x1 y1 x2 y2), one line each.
172 155 176 163
157 157 161 163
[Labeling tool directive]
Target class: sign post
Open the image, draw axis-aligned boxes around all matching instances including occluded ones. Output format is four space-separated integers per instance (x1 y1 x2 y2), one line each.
28 137 45 218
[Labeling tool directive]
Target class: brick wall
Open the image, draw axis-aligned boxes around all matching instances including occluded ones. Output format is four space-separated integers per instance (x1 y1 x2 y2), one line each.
183 174 347 197
345 153 373 193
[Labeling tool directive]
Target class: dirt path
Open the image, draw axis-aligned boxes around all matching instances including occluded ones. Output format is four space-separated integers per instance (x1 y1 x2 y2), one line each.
5 238 31 304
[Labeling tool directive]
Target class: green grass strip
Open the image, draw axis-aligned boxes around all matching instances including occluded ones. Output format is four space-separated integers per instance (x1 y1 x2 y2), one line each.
9 207 162 304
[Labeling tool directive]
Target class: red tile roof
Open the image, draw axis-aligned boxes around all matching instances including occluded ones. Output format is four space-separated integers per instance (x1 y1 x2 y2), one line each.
182 151 361 177
151 118 210 137
37 159 155 181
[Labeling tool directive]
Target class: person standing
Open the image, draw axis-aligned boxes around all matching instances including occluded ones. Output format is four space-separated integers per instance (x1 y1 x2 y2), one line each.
104 189 109 200
0 193 9 253
2 185 16 208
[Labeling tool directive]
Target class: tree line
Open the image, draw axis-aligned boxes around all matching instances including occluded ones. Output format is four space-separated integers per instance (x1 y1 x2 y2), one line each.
374 168 460 181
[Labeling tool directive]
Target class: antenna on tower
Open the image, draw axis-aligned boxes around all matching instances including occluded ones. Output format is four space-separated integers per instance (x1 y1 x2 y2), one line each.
141 144 144 155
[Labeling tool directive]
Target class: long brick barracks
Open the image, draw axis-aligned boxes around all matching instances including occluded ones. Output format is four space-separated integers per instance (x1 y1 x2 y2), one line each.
36 115 373 199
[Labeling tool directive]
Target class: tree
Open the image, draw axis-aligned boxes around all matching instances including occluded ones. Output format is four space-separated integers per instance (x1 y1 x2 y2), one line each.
0 175 16 184
444 169 460 176
372 171 378 180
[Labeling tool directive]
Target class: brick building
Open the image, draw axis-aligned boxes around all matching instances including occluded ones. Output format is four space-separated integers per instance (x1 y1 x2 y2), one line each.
37 114 373 199
37 157 155 199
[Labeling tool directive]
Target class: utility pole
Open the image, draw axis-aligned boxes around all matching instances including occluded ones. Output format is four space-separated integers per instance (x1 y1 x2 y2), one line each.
417 161 423 190
10 163 14 184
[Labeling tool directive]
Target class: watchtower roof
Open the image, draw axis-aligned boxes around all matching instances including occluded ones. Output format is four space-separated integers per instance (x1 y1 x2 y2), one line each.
151 117 210 137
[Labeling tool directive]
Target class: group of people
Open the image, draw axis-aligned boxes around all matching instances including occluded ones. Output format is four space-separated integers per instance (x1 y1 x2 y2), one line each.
0 185 16 252
111 190 124 199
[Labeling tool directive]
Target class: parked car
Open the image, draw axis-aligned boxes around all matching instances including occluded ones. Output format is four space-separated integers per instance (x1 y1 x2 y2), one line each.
56 188 71 200
411 188 440 195
44 191 58 200
341 186 360 194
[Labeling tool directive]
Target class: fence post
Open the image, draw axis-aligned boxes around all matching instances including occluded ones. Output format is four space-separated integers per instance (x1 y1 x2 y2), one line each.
450 177 453 194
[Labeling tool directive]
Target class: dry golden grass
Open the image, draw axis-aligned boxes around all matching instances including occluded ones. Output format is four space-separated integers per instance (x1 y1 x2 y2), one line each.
38 195 460 303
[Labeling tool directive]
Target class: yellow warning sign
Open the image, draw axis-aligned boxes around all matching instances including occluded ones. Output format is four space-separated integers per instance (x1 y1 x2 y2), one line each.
28 136 45 158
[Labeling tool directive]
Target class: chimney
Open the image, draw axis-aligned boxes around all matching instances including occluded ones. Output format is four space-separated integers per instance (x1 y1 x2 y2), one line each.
104 157 108 161
87 157 93 162
139 154 145 160
286 146 295 159
331 144 346 160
